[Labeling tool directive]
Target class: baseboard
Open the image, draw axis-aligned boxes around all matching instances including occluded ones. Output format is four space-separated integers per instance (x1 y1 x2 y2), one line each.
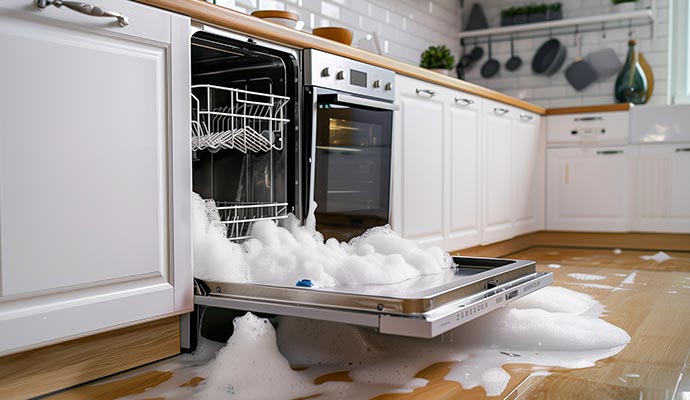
455 231 690 258
0 316 180 400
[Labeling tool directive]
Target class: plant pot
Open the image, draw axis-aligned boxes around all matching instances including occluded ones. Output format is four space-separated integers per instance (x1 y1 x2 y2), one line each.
547 10 562 20
513 15 528 25
528 12 546 23
613 2 636 13
429 68 451 76
501 16 513 26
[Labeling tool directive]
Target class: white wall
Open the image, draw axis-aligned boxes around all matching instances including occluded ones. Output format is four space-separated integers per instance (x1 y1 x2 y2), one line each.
212 0 461 67
461 0 670 107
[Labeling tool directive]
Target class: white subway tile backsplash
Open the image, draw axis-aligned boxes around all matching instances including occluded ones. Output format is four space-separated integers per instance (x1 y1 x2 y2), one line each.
320 2 340 19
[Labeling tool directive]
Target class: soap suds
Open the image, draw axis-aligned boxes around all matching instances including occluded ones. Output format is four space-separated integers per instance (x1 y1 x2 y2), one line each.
547 263 561 269
613 248 622 254
567 273 607 281
640 251 672 263
192 193 453 287
621 271 637 284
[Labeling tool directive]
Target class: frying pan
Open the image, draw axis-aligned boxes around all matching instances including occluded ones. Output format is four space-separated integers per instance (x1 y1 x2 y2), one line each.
532 38 567 75
505 35 522 71
481 37 500 78
565 33 598 91
469 37 484 62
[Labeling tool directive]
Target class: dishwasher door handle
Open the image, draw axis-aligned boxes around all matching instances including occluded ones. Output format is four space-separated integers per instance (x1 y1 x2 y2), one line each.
318 93 400 111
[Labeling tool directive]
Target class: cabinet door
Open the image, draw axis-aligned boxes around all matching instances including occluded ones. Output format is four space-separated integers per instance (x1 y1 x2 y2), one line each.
482 102 515 244
513 111 541 235
0 1 191 355
546 147 632 231
446 93 482 249
635 144 690 232
393 76 445 245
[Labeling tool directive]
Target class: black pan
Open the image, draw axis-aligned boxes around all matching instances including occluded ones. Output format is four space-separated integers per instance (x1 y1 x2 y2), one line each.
532 38 567 75
505 35 522 71
481 37 499 78
469 37 484 62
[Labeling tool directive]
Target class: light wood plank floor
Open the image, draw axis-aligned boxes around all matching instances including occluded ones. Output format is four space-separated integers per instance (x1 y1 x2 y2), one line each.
42 247 690 400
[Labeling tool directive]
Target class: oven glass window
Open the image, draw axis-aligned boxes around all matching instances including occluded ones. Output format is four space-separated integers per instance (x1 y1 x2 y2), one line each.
314 102 392 242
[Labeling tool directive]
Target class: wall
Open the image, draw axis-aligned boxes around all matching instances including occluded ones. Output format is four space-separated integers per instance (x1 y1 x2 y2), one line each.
211 0 461 67
461 0 669 107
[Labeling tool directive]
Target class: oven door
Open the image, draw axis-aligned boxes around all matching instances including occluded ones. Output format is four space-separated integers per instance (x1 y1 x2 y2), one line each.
308 89 397 242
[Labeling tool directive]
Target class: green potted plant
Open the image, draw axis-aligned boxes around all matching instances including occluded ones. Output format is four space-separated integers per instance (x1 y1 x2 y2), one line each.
611 0 637 13
512 6 528 24
528 3 548 23
547 2 562 20
420 45 455 75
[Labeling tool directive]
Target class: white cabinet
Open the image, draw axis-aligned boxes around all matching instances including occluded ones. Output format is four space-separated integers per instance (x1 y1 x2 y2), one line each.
446 92 483 249
393 78 445 245
546 147 634 232
481 101 515 244
634 144 690 232
0 0 192 356
513 110 542 236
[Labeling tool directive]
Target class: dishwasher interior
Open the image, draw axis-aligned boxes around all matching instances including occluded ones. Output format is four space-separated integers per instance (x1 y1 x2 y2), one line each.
187 30 552 347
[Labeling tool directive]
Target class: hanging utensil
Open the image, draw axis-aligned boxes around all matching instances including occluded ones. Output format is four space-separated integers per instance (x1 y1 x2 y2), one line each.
469 37 484 61
481 36 500 78
505 34 522 72
532 37 566 75
565 31 598 91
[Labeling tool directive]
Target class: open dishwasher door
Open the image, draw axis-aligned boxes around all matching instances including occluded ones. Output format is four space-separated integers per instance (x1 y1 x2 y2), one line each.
194 256 553 339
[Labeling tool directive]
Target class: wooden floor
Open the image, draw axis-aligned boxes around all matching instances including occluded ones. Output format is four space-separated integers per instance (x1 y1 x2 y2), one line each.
43 247 690 400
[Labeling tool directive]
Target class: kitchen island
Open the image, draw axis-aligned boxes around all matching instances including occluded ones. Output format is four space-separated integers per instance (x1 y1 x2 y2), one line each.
41 246 690 399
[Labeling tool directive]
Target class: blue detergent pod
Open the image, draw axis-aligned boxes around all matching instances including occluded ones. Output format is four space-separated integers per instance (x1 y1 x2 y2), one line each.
296 279 313 287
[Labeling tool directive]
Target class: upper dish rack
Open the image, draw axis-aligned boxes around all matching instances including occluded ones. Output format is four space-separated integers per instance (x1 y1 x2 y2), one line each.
191 84 290 153
216 201 289 241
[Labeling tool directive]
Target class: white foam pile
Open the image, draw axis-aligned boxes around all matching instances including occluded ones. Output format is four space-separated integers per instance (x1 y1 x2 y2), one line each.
185 286 630 399
640 251 672 263
567 273 607 281
547 263 561 269
192 193 453 287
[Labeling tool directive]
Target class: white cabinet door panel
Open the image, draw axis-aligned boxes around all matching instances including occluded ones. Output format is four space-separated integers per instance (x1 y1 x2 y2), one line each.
447 97 482 249
0 3 191 355
513 113 541 235
482 103 514 244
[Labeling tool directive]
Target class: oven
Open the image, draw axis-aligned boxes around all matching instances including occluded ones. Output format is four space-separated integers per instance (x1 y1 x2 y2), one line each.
303 49 398 242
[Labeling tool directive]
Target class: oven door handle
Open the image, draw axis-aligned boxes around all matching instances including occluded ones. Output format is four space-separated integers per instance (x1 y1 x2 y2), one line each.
318 93 400 111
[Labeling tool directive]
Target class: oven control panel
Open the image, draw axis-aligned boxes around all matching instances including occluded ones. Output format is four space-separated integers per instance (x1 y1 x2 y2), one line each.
304 49 396 102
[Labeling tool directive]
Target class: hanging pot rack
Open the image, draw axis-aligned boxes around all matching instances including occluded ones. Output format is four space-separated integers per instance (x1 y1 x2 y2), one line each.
458 9 655 44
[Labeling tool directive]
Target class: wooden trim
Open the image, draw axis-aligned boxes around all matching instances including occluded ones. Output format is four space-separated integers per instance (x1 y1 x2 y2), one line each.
454 231 690 258
0 316 180 400
545 103 632 115
135 0 546 114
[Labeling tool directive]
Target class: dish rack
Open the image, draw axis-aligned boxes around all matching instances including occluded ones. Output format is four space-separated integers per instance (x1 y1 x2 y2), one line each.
215 201 289 241
191 84 290 153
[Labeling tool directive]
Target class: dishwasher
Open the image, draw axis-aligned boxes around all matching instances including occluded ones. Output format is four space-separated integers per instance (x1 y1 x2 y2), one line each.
185 27 552 349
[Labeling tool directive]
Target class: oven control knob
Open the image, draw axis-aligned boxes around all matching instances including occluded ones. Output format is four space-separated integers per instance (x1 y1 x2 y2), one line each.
336 71 345 80
384 82 393 91
321 67 330 77
373 80 381 88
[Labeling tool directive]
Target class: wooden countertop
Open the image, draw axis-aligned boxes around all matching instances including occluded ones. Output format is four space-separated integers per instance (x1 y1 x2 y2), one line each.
136 0 546 114
44 246 690 399
546 103 632 115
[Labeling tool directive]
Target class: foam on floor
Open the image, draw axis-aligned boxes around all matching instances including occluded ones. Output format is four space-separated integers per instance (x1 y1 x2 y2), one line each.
192 193 453 287
641 251 672 263
567 273 607 281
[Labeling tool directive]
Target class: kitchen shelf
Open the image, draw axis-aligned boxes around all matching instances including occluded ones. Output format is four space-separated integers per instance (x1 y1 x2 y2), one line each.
458 9 654 40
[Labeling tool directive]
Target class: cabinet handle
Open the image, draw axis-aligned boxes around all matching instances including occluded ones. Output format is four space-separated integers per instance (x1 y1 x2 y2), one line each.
36 0 129 27
574 116 603 122
494 107 509 115
596 150 624 155
454 97 474 106
415 88 435 97
520 113 533 120
676 148 690 152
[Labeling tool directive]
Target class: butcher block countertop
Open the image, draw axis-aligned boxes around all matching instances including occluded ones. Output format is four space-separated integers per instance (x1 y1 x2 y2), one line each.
45 247 690 399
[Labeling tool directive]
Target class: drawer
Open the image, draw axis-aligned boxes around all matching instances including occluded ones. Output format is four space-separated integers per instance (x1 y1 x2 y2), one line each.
546 111 628 145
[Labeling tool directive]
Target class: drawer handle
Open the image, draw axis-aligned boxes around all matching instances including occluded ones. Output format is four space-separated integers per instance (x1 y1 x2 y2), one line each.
596 150 623 155
36 0 130 27
415 88 435 97
454 97 474 106
520 113 533 121
676 148 690 152
574 116 603 122
494 107 509 115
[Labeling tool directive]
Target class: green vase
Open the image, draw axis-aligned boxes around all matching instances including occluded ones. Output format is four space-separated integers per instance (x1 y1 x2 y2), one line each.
615 39 648 104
